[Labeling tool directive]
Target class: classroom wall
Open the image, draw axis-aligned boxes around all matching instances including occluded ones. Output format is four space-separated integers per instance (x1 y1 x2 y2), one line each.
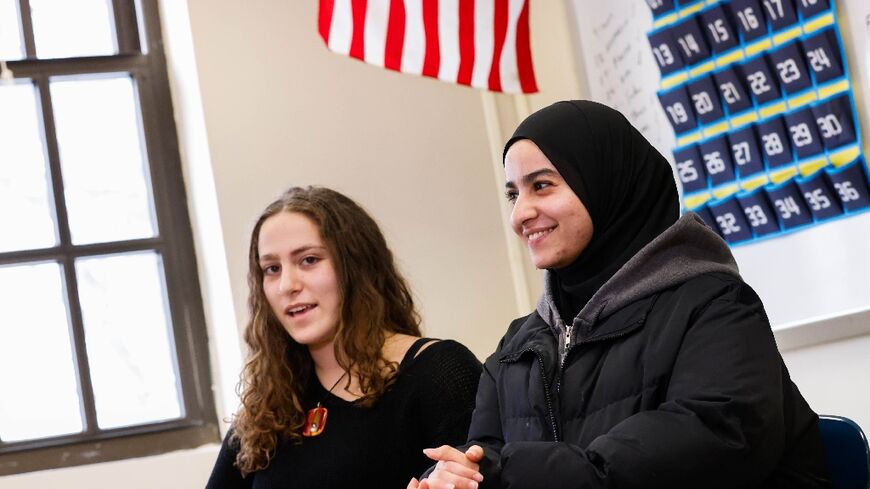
5 0 866 487
3 0 576 487
179 0 512 365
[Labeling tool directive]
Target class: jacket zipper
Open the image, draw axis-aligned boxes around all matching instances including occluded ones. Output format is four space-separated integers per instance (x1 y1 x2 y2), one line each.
507 348 560 442
555 322 643 393
505 318 645 441
556 323 572 393
563 324 572 363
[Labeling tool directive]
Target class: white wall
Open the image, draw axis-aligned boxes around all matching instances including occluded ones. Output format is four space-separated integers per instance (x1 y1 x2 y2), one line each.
782 334 870 429
5 0 867 487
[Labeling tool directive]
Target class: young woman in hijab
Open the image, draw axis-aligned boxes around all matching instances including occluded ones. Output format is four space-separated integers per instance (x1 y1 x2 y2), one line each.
411 101 831 489
206 186 482 488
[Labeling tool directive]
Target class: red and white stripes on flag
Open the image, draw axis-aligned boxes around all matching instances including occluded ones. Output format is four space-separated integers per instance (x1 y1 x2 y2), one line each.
318 0 538 94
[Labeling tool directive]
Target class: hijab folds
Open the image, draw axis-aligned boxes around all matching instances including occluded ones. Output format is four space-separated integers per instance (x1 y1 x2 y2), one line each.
504 100 680 321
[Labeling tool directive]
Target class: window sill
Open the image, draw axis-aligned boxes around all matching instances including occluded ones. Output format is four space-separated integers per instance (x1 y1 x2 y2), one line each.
0 423 219 476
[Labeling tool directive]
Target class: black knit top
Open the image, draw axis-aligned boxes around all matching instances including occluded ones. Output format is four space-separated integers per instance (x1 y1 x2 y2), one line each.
205 339 482 489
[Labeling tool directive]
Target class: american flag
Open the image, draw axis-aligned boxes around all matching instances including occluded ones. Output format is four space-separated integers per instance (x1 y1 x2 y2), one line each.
318 0 538 94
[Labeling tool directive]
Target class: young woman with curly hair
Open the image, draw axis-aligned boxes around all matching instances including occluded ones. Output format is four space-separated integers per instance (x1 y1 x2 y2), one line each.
206 186 482 488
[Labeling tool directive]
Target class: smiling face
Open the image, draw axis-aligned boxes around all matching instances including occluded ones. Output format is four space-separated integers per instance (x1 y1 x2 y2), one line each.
504 139 594 269
257 211 341 352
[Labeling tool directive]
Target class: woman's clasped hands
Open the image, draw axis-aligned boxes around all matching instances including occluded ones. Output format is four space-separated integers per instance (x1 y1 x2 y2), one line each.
407 445 485 489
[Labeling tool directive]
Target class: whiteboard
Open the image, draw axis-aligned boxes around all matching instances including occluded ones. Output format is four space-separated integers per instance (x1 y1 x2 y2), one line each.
567 0 870 327
567 0 677 158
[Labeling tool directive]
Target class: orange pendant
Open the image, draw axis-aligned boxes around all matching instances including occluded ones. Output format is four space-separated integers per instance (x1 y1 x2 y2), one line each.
302 405 328 437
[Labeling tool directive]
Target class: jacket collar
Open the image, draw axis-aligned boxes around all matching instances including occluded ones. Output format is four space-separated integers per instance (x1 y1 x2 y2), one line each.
498 312 558 364
536 212 739 338
500 294 656 361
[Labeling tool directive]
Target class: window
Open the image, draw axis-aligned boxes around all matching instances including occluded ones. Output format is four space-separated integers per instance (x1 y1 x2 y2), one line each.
0 0 218 474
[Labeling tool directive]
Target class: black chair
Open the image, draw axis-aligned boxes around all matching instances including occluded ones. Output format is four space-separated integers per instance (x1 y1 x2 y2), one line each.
818 415 870 489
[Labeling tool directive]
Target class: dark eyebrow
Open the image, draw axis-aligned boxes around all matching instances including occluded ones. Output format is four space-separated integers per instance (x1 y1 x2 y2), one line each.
259 245 327 263
505 168 561 189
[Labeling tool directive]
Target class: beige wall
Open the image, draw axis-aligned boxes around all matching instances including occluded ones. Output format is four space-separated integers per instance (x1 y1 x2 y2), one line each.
7 0 868 487
5 0 578 486
188 0 519 361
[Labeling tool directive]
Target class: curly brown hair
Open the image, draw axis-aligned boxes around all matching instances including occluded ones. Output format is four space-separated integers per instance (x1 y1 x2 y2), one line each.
232 186 422 475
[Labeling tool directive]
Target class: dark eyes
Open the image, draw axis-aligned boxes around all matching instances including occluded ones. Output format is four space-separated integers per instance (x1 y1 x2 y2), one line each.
505 180 552 203
261 255 321 275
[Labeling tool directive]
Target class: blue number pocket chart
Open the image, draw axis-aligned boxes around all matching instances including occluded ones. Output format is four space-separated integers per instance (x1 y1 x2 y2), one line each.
796 0 830 24
796 167 843 220
737 187 780 237
648 28 685 76
728 124 765 178
763 0 799 33
701 135 737 187
673 144 709 193
784 107 823 160
757 115 794 172
647 0 869 245
714 66 754 116
700 5 740 54
647 0 677 18
708 195 754 243
739 54 782 106
801 28 843 85
689 75 727 124
729 0 769 44
812 94 857 153
672 16 713 66
768 41 813 97
659 84 699 135
826 157 870 212
767 179 814 230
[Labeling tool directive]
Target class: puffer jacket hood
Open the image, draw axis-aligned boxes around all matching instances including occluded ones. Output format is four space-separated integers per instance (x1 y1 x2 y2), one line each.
537 213 740 360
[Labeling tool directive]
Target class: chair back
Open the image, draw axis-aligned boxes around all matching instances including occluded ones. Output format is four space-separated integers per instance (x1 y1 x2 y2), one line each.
818 415 870 489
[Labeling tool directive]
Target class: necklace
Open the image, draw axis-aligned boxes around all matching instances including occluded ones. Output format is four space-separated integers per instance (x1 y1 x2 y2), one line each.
302 371 347 437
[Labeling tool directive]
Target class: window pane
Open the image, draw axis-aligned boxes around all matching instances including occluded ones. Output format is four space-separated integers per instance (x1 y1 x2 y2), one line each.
30 0 116 59
0 81 57 253
0 0 23 59
0 262 83 441
51 74 156 245
76 252 181 429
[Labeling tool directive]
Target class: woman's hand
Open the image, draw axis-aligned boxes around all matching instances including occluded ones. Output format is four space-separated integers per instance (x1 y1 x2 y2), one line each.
407 445 485 489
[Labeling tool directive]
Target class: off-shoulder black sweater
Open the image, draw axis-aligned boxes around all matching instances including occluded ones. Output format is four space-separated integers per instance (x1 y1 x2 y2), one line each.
205 339 482 489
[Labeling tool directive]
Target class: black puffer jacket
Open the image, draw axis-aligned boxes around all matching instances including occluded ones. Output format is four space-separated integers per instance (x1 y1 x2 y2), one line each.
464 214 831 489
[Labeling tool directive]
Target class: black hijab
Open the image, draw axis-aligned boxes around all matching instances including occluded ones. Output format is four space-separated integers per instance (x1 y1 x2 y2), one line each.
504 100 680 321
